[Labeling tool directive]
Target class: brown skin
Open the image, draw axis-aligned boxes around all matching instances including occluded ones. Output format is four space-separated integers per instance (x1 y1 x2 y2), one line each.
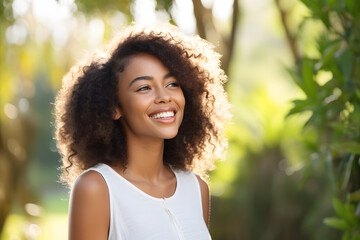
68 54 210 239
115 53 185 142
68 172 110 240
196 174 210 225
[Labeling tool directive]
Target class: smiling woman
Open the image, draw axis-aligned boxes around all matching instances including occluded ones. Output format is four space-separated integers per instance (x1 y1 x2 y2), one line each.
115 53 185 140
54 23 231 240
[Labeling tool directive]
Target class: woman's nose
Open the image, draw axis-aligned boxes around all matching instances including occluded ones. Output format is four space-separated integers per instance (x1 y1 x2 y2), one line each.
154 88 171 104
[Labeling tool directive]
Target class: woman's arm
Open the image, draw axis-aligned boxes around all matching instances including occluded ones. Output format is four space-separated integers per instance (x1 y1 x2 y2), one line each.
196 175 210 227
68 171 110 240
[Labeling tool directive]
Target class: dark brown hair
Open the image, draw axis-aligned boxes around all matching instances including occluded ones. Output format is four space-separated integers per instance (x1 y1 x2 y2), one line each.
54 24 231 188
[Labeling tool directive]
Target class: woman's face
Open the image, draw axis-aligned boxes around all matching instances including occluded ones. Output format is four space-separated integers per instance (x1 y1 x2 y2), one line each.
115 53 185 140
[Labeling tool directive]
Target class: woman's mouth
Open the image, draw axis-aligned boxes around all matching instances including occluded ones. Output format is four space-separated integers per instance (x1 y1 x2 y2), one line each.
150 111 175 119
149 110 177 123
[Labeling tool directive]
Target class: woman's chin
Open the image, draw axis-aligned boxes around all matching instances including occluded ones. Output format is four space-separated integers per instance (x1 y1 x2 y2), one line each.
161 131 179 140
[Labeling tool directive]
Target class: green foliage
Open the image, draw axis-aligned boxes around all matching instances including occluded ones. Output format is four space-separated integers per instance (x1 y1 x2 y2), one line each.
75 0 133 17
288 0 360 237
155 0 174 11
74 0 176 23
324 198 360 238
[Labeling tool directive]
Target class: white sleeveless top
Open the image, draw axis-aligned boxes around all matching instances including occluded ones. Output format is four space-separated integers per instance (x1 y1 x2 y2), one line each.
76 163 211 240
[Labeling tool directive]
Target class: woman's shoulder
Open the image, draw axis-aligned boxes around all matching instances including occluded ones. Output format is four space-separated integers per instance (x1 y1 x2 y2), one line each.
194 174 209 191
69 170 111 239
72 170 108 196
71 163 111 193
69 171 110 239
70 170 110 213
71 171 108 200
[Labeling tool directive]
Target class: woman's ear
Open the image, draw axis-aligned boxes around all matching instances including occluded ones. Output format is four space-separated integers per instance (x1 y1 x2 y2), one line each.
113 107 122 120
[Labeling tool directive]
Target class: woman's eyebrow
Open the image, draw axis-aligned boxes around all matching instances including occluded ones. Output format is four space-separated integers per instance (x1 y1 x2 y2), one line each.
128 73 173 88
128 76 153 88
163 73 173 79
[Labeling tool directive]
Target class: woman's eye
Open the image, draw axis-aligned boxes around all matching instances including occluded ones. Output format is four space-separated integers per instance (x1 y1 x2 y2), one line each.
167 82 179 88
136 86 150 92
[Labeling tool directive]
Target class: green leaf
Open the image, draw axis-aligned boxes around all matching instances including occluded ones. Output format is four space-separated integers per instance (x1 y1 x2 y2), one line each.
350 234 360 240
299 156 320 189
326 154 337 192
286 67 306 93
302 59 317 100
318 41 341 69
331 142 360 154
340 49 352 84
324 217 350 230
330 122 344 133
351 105 360 126
304 111 317 128
350 189 360 202
301 0 324 17
342 232 351 240
156 0 174 11
327 0 335 8
287 99 313 116
333 198 346 218
337 155 347 178
341 154 354 190
344 204 358 227
333 199 358 227
345 0 355 14
300 0 331 27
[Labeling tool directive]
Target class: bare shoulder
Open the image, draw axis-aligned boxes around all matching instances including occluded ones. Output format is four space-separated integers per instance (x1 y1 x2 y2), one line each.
72 170 108 196
69 170 110 240
195 174 209 192
195 174 210 227
70 170 109 209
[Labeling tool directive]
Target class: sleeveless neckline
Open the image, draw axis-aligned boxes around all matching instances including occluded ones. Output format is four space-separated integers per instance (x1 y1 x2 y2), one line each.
80 163 212 239
99 163 179 201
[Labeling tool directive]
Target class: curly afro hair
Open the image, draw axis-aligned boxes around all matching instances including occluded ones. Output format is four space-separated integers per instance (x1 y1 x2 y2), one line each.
54 23 231 188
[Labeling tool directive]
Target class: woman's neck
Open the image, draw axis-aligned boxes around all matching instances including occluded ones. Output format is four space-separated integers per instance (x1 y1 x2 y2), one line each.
123 132 166 181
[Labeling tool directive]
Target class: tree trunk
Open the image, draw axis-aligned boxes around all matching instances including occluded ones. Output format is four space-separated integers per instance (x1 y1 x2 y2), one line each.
192 0 240 77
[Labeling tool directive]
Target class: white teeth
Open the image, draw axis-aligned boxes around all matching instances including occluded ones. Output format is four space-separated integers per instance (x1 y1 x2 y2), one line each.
151 111 175 119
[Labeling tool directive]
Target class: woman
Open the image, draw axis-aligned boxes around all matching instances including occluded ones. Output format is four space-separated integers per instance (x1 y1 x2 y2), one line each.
55 24 231 240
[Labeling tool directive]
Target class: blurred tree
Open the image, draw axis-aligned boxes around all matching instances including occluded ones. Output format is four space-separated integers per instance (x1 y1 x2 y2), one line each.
211 146 339 240
0 0 35 233
191 0 239 74
276 0 360 238
74 0 240 75
210 86 340 239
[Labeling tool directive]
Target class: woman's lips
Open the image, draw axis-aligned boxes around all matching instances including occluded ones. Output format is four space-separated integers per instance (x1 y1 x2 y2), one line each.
150 111 175 119
149 111 176 123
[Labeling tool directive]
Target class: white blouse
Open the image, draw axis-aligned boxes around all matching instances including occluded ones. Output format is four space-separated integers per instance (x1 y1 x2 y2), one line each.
73 163 211 240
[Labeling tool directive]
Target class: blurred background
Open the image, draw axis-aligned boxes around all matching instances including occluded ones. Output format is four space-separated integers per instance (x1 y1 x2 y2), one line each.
1 0 359 239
